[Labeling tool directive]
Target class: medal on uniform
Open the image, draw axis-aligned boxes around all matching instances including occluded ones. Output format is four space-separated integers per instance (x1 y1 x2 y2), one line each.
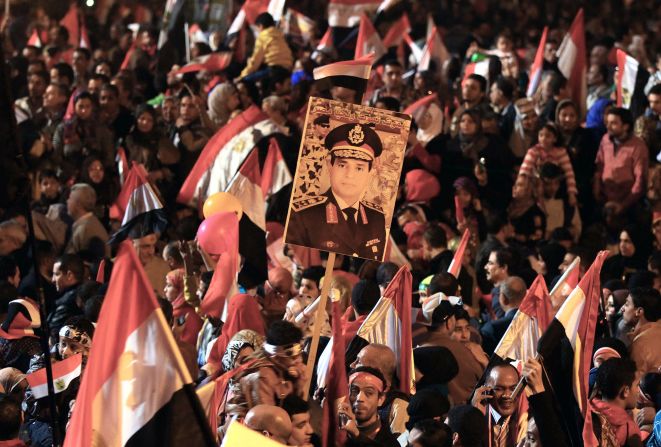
326 203 338 224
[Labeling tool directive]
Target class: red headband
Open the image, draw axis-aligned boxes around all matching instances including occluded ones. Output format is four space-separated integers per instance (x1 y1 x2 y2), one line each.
349 372 384 393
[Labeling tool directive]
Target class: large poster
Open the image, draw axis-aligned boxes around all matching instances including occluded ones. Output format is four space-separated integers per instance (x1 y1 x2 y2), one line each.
284 97 411 261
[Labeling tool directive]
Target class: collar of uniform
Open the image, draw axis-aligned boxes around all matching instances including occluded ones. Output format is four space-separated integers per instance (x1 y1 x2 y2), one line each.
332 193 359 215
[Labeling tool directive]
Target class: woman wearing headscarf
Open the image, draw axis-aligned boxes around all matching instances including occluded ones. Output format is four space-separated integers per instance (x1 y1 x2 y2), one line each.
602 224 652 283
507 173 546 245
125 103 180 200
78 155 119 228
404 102 443 175
203 293 266 377
207 82 243 129
440 109 514 215
164 268 203 347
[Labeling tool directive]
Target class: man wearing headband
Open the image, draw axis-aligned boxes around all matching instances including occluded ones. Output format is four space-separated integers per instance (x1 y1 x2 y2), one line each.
228 321 306 419
337 366 400 447
287 122 387 260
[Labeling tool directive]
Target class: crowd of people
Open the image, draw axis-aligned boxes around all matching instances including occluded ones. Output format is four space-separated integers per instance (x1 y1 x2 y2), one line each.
0 0 660 445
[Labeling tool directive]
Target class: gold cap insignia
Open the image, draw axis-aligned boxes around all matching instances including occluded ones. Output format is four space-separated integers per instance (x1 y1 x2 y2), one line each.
348 124 365 145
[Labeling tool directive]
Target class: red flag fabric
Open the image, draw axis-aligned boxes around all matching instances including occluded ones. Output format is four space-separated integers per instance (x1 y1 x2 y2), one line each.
96 259 106 283
177 105 271 206
403 92 438 119
518 275 553 332
27 29 42 47
327 0 381 27
447 229 470 278
120 41 136 71
197 213 240 320
316 28 333 53
64 241 212 446
454 195 465 226
322 299 349 447
79 22 91 49
60 3 80 48
26 353 82 399
109 163 150 220
556 9 587 116
382 14 411 48
175 52 232 75
526 27 548 97
355 13 386 60
419 26 450 72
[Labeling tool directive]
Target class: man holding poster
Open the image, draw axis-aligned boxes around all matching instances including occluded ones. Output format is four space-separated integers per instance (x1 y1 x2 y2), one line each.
285 97 410 262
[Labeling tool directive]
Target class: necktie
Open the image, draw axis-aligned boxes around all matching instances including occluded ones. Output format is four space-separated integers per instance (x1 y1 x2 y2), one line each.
343 207 357 226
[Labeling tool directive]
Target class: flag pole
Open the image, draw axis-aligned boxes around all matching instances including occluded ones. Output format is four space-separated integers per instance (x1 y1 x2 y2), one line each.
0 29 62 446
303 251 335 400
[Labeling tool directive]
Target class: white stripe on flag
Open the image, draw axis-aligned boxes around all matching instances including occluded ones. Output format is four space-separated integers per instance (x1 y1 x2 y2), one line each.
313 61 371 80
556 37 577 80
555 286 586 351
328 2 379 27
122 182 164 225
91 310 185 445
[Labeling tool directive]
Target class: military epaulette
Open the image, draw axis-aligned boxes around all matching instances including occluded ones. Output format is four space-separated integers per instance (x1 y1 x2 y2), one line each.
292 195 328 211
361 200 383 213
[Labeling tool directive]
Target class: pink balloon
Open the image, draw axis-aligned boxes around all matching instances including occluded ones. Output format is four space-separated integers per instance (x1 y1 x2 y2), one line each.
196 211 239 255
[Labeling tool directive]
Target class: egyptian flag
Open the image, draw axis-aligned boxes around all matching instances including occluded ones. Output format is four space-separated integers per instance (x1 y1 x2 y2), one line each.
60 3 80 48
0 298 41 340
616 49 650 118
418 26 450 72
108 163 167 244
157 0 186 49
174 52 232 75
177 105 280 208
355 14 386 60
403 33 423 64
557 9 587 117
494 275 552 362
226 138 292 231
26 353 82 399
382 14 411 48
322 299 349 447
352 265 415 394
464 53 491 80
27 29 42 47
64 242 215 446
282 9 316 44
526 26 548 98
313 54 374 100
327 0 381 27
537 251 608 447
549 256 580 309
447 229 470 278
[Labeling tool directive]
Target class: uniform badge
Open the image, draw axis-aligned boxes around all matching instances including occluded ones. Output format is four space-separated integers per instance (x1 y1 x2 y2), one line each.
360 205 368 224
348 124 365 145
326 203 338 224
325 241 337 249
365 238 380 247
372 246 378 253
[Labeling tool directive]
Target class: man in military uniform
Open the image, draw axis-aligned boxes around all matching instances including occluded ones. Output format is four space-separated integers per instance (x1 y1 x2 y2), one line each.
286 122 387 260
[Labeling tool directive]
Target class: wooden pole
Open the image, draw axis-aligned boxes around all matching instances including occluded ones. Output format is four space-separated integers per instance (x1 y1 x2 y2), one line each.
302 251 335 400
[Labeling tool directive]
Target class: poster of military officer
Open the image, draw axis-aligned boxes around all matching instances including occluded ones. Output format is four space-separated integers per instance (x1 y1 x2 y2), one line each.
284 97 411 261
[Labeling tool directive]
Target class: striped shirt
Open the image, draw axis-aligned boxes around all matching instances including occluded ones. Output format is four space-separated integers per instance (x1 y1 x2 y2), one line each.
518 145 578 195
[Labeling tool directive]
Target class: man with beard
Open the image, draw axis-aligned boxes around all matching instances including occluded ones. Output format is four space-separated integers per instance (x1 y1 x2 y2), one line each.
472 361 521 447
337 366 400 447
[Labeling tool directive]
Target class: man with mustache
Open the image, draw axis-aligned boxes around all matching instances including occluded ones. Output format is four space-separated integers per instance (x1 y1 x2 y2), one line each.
472 361 521 447
287 122 386 260
337 366 400 447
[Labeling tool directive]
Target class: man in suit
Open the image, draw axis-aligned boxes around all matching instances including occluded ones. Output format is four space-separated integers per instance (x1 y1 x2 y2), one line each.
480 276 526 355
286 122 386 260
